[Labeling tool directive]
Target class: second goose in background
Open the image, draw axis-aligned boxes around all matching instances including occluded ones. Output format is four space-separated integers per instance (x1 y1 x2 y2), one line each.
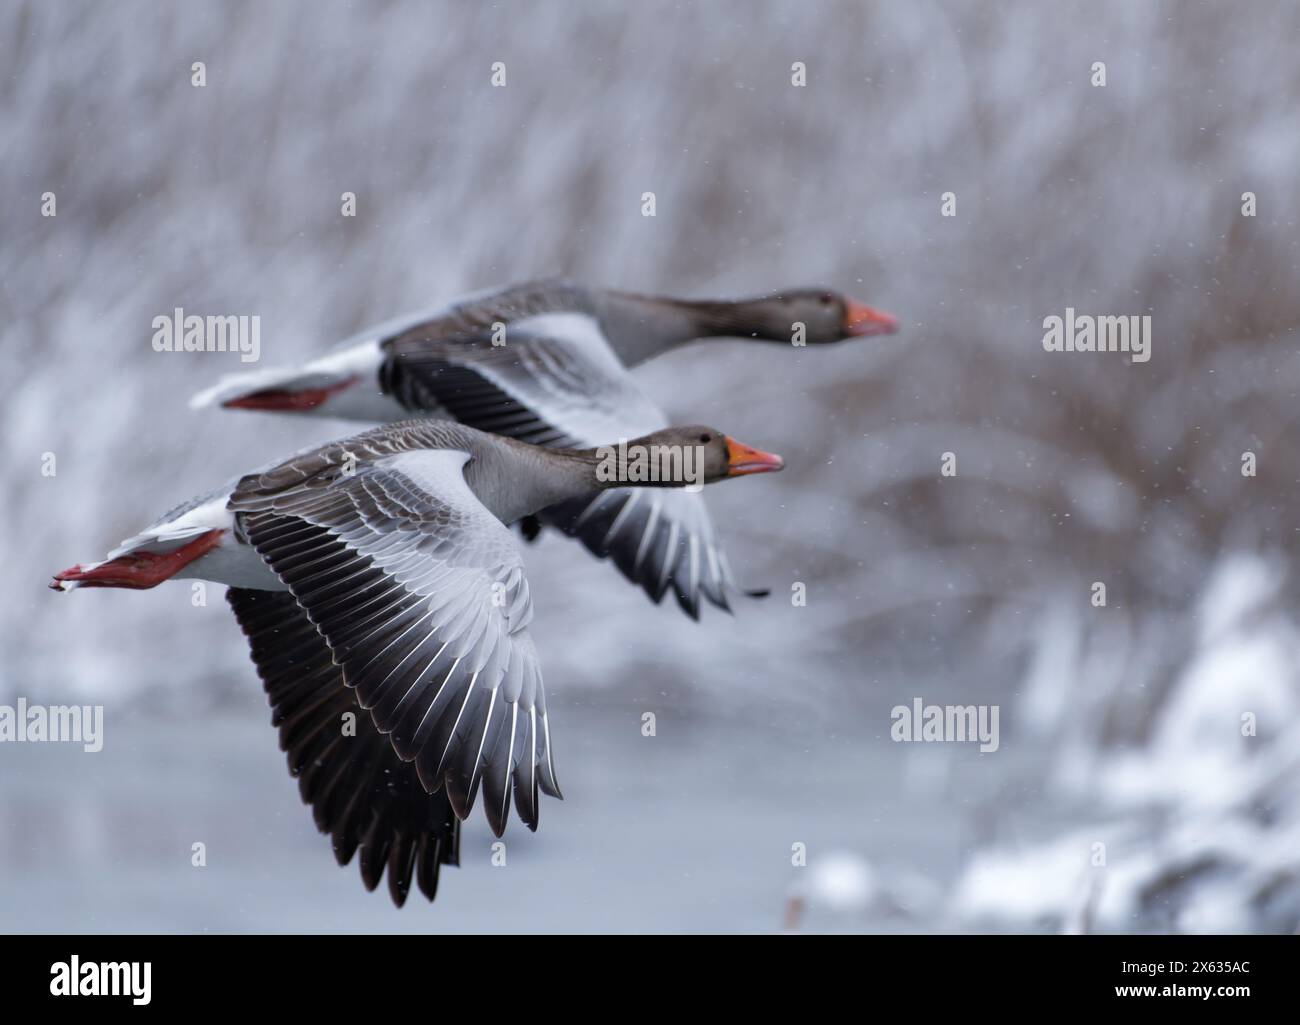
192 281 899 617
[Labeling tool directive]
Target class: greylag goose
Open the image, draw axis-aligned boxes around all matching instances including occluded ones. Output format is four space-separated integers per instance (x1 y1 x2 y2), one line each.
51 420 783 905
191 281 898 618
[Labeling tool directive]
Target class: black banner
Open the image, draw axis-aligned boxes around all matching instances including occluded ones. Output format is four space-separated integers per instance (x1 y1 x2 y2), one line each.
0 934 1284 1012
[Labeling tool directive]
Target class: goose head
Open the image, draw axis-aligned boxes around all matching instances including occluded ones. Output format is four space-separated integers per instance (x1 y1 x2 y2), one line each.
610 426 785 485
737 288 900 343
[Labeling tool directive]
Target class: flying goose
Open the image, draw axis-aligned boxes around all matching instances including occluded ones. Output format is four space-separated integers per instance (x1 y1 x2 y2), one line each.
51 420 783 905
191 281 898 619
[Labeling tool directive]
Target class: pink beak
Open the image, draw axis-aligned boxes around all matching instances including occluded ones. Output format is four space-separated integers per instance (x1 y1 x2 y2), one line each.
843 300 901 337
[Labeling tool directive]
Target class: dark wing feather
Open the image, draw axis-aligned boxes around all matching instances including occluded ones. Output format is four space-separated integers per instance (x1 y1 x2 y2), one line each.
230 447 557 839
380 355 576 448
540 487 738 620
226 586 458 906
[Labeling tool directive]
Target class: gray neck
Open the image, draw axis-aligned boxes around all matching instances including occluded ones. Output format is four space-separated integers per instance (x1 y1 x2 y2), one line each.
464 432 688 525
594 291 756 367
453 281 765 368
462 437 599 525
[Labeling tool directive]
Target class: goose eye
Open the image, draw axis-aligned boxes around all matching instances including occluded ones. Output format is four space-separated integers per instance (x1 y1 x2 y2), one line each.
819 293 834 305
698 433 712 444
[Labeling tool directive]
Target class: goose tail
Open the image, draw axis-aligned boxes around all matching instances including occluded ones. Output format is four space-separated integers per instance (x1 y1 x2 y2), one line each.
189 366 358 412
51 528 224 591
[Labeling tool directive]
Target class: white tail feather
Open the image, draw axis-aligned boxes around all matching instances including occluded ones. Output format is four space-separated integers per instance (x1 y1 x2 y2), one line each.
189 367 342 409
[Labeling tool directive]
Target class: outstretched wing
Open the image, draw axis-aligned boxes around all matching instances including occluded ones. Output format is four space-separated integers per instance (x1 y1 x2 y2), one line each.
381 315 743 616
226 586 458 906
230 447 559 838
381 313 662 446
540 487 744 618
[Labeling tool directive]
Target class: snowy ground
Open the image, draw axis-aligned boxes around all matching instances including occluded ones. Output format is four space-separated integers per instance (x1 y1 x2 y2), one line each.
1 697 1039 934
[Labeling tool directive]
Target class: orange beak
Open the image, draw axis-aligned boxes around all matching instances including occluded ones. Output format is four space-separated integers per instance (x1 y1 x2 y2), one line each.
725 436 785 477
843 299 900 337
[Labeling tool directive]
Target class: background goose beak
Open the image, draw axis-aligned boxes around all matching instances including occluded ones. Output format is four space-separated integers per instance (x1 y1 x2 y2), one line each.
843 300 900 337
725 437 785 476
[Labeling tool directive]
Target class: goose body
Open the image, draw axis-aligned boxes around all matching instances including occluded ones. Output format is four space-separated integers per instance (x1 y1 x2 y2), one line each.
52 419 783 905
192 280 899 616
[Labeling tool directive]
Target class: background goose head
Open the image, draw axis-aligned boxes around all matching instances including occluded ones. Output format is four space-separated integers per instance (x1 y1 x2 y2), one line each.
707 288 901 344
